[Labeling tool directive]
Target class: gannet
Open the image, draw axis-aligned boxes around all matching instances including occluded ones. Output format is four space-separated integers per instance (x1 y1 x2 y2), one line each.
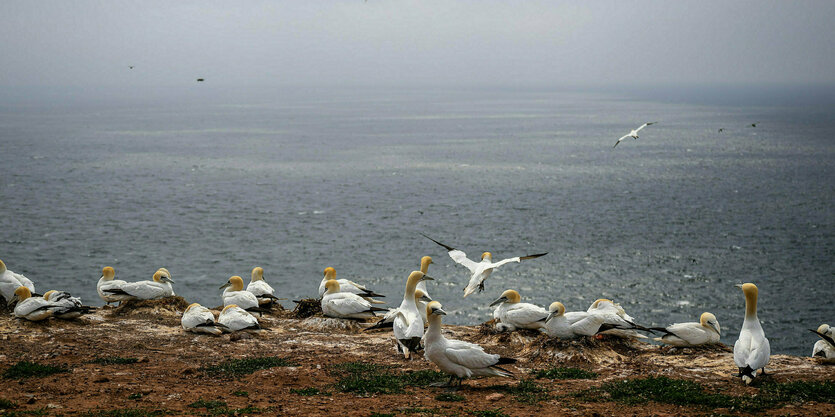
43 290 92 319
809 324 835 362
246 267 280 306
102 270 175 301
394 271 434 358
363 288 432 332
10 287 55 321
97 266 131 305
218 304 261 333
613 122 657 148
181 303 227 335
489 289 548 332
321 279 387 320
0 259 36 305
424 301 516 387
733 283 770 384
220 276 263 314
587 299 651 338
317 267 385 303
422 234 547 297
416 256 434 299
652 312 721 347
542 302 607 339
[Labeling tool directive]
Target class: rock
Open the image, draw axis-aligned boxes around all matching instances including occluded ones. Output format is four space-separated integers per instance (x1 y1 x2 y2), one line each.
230 332 254 341
485 393 504 401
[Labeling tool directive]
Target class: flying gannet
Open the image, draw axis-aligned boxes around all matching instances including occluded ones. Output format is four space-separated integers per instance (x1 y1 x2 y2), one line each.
220 276 264 314
218 304 261 333
43 290 92 320
182 303 227 335
394 271 434 358
733 283 770 385
246 267 280 306
422 234 547 297
321 279 387 320
0 259 36 306
102 270 175 301
809 324 835 362
652 312 721 347
317 267 385 304
423 301 516 387
10 287 56 321
586 299 651 338
613 122 657 148
490 289 549 332
542 302 607 339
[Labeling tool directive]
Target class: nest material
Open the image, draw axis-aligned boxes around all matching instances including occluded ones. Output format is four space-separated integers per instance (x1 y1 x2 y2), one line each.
111 296 190 317
292 298 322 319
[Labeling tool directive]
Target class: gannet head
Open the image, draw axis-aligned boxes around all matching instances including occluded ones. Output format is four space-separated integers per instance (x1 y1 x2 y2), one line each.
406 270 433 288
0 259 6 274
591 298 612 309
9 286 32 306
481 252 492 261
185 303 201 313
735 283 758 316
251 267 264 282
157 268 171 279
546 301 565 322
101 266 116 281
324 279 340 294
221 304 238 314
220 276 244 291
420 256 433 273
700 312 720 335
426 300 446 317
817 324 831 337
42 290 57 301
489 289 520 307
414 289 432 303
153 270 174 284
323 267 336 280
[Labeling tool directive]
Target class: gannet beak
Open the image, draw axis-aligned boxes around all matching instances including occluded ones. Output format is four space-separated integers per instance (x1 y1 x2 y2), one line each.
711 322 721 335
545 312 556 323
489 296 507 307
219 282 232 290
160 276 174 284
734 283 743 289
419 294 433 303
420 275 434 282
433 308 447 316
7 295 18 307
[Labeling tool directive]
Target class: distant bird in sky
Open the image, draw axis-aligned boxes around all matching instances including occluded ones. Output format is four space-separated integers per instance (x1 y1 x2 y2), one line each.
129 66 134 69
613 122 657 148
718 128 724 133
749 122 758 128
196 78 205 82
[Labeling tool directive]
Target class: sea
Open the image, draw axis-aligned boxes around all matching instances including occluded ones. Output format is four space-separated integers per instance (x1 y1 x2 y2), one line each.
1 84 832 356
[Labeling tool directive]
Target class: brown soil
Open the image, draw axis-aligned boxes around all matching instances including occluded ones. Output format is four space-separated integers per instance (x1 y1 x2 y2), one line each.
0 298 832 416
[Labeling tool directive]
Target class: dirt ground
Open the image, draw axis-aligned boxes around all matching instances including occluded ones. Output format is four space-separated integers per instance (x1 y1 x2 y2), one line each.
0 298 832 417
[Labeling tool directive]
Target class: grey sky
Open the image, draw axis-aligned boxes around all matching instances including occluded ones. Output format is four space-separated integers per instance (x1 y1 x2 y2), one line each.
1 0 834 89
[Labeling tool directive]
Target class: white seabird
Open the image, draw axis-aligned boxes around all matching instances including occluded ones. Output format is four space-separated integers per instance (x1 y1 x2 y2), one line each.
652 312 721 347
181 303 227 335
422 234 547 298
416 256 434 299
96 266 131 305
733 283 770 384
490 289 549 332
613 122 657 148
220 276 263 314
101 270 175 301
0 259 36 305
542 302 607 339
43 290 92 320
10 287 56 321
586 299 651 338
317 267 385 303
321 279 387 320
218 304 261 333
363 288 433 332
424 301 516 387
393 271 434 358
810 324 835 362
246 267 280 306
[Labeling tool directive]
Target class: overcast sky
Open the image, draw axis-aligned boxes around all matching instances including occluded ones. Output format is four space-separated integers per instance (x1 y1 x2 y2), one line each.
1 0 834 89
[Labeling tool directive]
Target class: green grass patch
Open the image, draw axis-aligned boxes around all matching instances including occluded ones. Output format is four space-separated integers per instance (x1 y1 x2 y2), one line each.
200 356 295 377
91 357 138 365
81 409 170 417
231 391 248 397
128 393 142 400
469 410 510 417
368 413 394 417
329 362 446 396
290 387 329 396
533 367 597 380
759 380 835 404
2 361 69 379
435 392 465 402
187 399 227 409
0 399 16 409
401 408 440 415
187 399 262 416
1 408 48 417
501 379 549 404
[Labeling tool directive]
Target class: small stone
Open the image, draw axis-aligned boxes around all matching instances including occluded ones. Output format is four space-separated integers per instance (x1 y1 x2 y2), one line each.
181 367 198 376
230 332 253 341
47 404 63 409
137 357 149 363
485 393 504 401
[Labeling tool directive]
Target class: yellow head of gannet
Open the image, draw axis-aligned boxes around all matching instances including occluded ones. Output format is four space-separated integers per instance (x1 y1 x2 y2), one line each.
101 266 116 280
42 290 57 300
426 300 447 318
414 289 432 303
323 279 341 294
10 286 32 305
153 270 174 284
481 252 492 261
700 312 721 335
0 259 6 274
251 267 264 282
405 271 433 295
157 267 171 278
322 267 336 280
184 303 202 313
590 298 612 309
489 289 521 307
735 283 758 317
546 301 565 322
817 324 832 336
221 304 238 314
420 256 433 273
219 276 244 291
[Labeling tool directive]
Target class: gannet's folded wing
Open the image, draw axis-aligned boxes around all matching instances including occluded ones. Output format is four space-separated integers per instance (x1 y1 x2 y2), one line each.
661 322 706 344
504 305 548 324
327 296 371 316
444 345 499 369
118 281 167 299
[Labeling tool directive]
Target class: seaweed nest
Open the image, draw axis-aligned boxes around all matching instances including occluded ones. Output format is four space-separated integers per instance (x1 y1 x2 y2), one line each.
110 296 189 318
292 298 322 319
297 316 369 333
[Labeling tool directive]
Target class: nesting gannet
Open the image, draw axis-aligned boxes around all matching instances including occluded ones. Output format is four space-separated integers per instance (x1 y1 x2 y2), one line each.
218 304 261 333
43 290 92 319
97 266 131 305
652 312 721 347
810 324 835 362
733 283 770 384
10 287 55 321
422 234 547 297
102 270 175 301
424 301 516 386
220 276 263 314
613 122 657 148
416 256 434 299
246 267 280 306
317 267 385 303
364 288 432 332
489 289 548 332
181 303 227 335
542 302 607 339
321 279 387 320
394 271 434 358
0 259 36 305
586 299 651 338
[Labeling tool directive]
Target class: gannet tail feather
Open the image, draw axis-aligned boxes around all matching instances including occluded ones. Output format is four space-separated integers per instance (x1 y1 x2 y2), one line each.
490 364 515 377
364 320 394 331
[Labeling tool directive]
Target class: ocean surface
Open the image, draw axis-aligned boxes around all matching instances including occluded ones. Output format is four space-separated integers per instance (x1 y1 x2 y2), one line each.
1 85 832 356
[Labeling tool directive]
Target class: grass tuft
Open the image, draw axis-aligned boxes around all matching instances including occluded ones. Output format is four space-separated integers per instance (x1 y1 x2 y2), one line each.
187 399 227 409
91 357 139 365
290 387 329 396
231 391 248 397
368 413 394 417
0 399 16 409
533 367 597 380
469 410 510 417
435 392 465 402
2 361 69 379
501 379 549 404
329 362 446 396
200 357 295 377
81 409 170 417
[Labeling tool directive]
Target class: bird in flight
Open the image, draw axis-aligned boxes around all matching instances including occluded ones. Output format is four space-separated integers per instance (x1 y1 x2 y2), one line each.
613 122 657 148
129 66 134 69
749 122 758 128
718 128 724 133
196 78 205 82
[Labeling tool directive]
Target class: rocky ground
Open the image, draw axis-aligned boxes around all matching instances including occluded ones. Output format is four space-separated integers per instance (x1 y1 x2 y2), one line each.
0 298 832 417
